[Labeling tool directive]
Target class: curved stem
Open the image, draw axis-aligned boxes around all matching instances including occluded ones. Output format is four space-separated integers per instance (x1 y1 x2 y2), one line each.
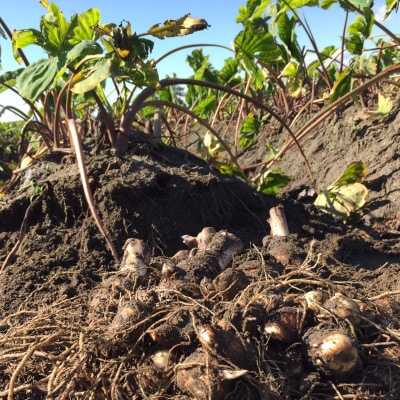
0 105 29 120
341 0 400 46
155 43 232 65
141 99 245 177
0 17 30 67
266 63 400 170
0 81 42 120
65 82 119 261
340 12 349 73
120 77 316 186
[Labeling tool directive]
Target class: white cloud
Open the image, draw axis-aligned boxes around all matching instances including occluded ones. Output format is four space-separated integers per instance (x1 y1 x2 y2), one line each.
374 3 390 23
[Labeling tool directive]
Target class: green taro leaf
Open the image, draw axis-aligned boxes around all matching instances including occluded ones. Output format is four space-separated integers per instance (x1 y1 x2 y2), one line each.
66 40 103 65
12 29 45 63
362 8 374 36
277 13 302 62
12 29 44 49
218 58 240 85
344 12 374 56
236 0 270 23
239 112 260 149
40 0 76 53
186 53 216 83
69 8 100 44
187 48 207 72
321 0 337 9
385 0 400 18
194 94 217 118
345 34 363 55
235 29 278 58
71 57 118 94
16 57 59 101
345 0 374 9
348 11 373 38
234 28 282 68
307 45 337 76
279 0 319 13
187 50 218 83
0 69 23 93
330 67 352 101
322 0 373 8
124 62 159 88
258 169 291 195
348 17 367 36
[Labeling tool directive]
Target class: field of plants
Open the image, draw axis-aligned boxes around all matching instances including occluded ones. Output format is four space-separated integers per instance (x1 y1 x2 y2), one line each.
0 0 400 398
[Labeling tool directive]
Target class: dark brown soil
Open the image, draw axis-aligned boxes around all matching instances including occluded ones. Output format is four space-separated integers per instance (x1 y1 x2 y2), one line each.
0 103 399 399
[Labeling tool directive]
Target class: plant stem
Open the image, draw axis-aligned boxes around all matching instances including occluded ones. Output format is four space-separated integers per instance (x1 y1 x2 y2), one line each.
65 84 119 261
341 0 400 46
0 17 30 67
119 77 317 187
267 63 400 168
268 206 290 237
155 43 232 65
141 99 244 176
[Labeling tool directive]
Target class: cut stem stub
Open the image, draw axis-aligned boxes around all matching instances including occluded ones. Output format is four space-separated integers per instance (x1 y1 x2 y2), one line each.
268 206 290 237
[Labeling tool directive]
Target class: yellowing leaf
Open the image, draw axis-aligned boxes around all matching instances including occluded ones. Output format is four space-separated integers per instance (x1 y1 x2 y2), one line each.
314 162 368 220
286 76 304 98
147 14 210 39
70 58 116 93
364 92 393 120
331 161 367 187
314 183 368 219
279 61 298 78
209 156 242 176
178 16 209 36
203 131 226 156
330 67 352 102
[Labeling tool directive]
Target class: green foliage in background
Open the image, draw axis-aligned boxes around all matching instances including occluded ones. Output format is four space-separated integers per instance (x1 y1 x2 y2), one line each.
1 0 399 211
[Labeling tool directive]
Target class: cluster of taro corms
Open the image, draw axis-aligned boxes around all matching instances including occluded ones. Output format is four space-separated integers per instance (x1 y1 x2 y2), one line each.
86 227 391 399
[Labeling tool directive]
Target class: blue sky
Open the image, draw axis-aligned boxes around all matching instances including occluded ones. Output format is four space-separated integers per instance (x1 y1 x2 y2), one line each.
0 0 398 120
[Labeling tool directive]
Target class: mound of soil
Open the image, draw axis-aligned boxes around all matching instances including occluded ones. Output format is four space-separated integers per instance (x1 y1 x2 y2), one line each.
0 104 399 399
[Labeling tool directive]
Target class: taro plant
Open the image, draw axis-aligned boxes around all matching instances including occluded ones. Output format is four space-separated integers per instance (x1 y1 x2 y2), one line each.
6 4 211 154
0 2 213 260
227 0 400 219
1 0 399 262
1 2 297 260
